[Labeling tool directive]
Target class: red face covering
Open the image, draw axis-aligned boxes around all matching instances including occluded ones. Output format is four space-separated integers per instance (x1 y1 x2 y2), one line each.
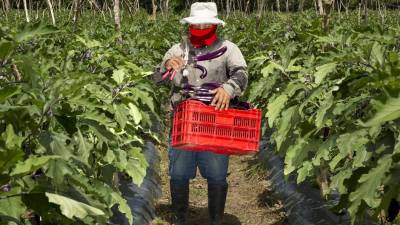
189 25 218 48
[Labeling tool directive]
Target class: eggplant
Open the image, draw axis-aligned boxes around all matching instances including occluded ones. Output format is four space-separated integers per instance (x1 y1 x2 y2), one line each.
191 47 228 79
194 64 207 79
201 82 221 89
183 84 194 90
193 46 228 61
230 98 251 110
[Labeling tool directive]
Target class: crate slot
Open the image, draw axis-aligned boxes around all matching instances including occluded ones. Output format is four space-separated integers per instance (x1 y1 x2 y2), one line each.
234 117 257 127
193 112 216 123
215 127 232 137
192 124 214 134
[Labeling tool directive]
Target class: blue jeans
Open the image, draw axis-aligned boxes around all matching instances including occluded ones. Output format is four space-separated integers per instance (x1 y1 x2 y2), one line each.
168 144 230 185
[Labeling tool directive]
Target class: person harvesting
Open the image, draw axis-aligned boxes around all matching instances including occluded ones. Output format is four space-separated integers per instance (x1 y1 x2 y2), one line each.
154 2 248 225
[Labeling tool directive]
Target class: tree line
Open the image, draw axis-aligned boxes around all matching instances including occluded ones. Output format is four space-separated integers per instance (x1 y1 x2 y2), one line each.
1 0 399 47
2 0 400 16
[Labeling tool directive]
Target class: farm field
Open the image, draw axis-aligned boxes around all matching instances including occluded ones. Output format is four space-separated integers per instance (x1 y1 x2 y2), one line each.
1 1 400 225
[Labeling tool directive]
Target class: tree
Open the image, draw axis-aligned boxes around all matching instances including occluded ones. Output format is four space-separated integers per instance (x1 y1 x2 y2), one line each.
318 0 335 32
4 0 10 11
361 0 368 23
276 0 280 12
151 0 157 19
46 0 56 25
113 0 122 42
23 0 30 22
299 0 305 12
73 0 81 32
286 0 289 12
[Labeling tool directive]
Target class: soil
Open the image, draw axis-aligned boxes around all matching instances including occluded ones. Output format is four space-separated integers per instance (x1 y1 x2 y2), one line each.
153 144 288 225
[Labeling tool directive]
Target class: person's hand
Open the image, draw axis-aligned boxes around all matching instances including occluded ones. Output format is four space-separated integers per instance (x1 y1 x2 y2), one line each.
165 56 184 72
209 87 231 111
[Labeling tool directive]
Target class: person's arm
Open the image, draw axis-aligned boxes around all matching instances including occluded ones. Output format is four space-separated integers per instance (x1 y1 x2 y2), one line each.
221 43 248 98
152 44 184 84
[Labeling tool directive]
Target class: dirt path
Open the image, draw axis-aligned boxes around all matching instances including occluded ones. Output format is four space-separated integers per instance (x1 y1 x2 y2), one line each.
153 146 288 225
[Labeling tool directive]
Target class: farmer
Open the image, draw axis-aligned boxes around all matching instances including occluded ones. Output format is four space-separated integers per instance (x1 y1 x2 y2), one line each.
154 2 248 225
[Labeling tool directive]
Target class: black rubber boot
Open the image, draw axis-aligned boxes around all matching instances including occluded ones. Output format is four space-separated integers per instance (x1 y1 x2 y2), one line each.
170 180 189 225
208 183 228 225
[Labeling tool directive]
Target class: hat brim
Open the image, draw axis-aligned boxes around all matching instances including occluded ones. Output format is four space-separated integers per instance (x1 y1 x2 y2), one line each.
180 17 225 26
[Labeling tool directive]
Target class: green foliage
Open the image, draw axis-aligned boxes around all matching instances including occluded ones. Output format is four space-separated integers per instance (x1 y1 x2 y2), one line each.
247 12 400 223
0 17 167 224
1 8 400 225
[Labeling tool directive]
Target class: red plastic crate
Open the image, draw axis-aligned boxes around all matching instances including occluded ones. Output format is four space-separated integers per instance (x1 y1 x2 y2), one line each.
171 100 262 155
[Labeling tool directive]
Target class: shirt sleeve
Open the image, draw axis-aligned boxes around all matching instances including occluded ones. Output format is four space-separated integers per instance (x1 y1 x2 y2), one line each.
221 42 248 98
152 44 183 84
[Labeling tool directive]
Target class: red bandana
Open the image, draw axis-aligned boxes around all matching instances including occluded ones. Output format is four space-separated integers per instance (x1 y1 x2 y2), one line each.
189 25 218 48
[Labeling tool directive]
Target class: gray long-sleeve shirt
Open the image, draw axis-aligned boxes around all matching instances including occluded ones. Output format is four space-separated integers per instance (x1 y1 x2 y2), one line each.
153 37 248 107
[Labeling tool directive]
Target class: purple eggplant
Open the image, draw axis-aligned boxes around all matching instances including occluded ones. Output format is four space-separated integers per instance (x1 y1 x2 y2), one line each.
191 97 213 103
230 98 251 109
183 84 194 90
181 82 226 104
193 46 228 61
190 47 228 79
201 82 221 89
194 64 207 79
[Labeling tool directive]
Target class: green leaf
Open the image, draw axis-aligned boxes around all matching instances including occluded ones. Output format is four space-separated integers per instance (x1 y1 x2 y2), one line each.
363 95 400 127
112 69 126 85
45 192 105 220
80 119 116 143
284 138 308 175
128 103 142 125
315 92 334 128
284 82 305 97
76 129 91 165
348 155 392 217
395 134 400 155
46 159 73 186
113 104 128 129
104 150 116 164
370 42 384 66
314 63 337 85
1 124 24 150
0 148 24 174
110 192 133 224
330 169 353 194
286 58 302 72
10 155 60 176
275 106 297 151
75 35 101 48
125 159 146 186
0 196 26 220
312 136 335 166
15 22 58 42
38 132 72 158
332 96 366 116
261 61 284 77
329 130 369 170
112 147 148 186
68 174 133 224
0 86 20 103
352 148 372 169
0 40 15 59
81 111 115 127
130 88 155 112
297 161 313 183
267 95 288 127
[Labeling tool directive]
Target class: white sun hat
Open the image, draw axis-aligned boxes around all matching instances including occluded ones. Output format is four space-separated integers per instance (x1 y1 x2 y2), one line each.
180 2 225 26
